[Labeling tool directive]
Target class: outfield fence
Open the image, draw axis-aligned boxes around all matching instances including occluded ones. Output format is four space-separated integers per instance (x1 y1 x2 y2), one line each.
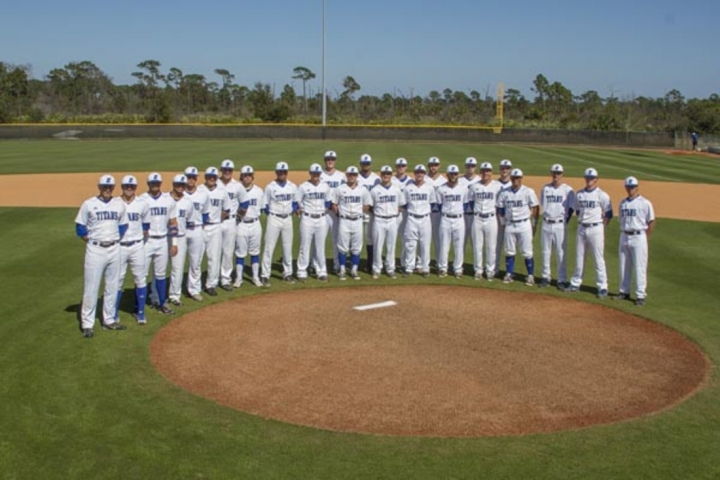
0 124 675 147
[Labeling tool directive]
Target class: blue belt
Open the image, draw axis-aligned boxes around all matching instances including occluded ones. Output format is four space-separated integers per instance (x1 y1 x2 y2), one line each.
120 240 141 247
475 212 495 218
303 213 326 219
91 240 118 247
340 215 361 220
443 214 462 219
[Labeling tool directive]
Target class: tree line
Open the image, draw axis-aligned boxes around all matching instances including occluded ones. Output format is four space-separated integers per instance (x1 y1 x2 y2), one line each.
0 60 718 133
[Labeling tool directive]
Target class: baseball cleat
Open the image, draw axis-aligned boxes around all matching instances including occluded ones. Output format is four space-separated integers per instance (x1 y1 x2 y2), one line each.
402 271 411 278
283 275 295 284
133 313 147 325
634 298 646 306
169 298 183 306
220 284 233 292
261 277 271 287
102 322 127 331
438 270 448 278
503 273 514 284
597 289 608 299
538 278 550 288
317 275 328 282
338 272 347 281
563 285 579 293
205 287 218 297
421 272 429 278
297 277 307 284
486 272 495 282
473 272 483 280
388 272 397 279
372 273 379 280
351 271 361 281
190 293 203 302
613 293 629 301
82 328 94 338
158 305 174 315
525 276 535 287
252 277 263 288
556 282 568 291
232 280 243 288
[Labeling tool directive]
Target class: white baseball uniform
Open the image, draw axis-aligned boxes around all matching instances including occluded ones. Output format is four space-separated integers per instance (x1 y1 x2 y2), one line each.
321 169 346 271
219 178 243 287
116 197 149 320
75 196 127 329
235 184 264 284
496 186 539 270
392 174 412 271
569 187 613 291
202 185 232 290
403 180 437 274
357 171 381 269
495 179 512 272
427 174 447 267
261 180 298 279
183 186 208 296
468 180 502 278
436 182 469 274
618 195 655 300
296 180 331 279
459 174 480 251
539 183 575 283
370 183 405 275
332 183 372 276
140 192 177 307
168 194 193 302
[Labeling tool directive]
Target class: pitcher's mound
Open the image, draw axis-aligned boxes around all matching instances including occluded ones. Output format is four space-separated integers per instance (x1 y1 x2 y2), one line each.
150 286 709 437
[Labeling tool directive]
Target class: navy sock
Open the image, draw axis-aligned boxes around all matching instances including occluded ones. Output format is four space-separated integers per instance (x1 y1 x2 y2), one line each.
525 257 534 276
506 256 515 274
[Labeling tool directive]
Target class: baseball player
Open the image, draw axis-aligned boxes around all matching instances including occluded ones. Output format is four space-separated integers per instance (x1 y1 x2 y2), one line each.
183 166 208 302
468 162 502 281
459 157 480 255
296 163 332 282
115 175 149 324
539 164 575 288
614 176 656 306
496 168 539 285
260 161 298 286
219 159 243 290
495 159 513 276
357 154 381 273
320 150 346 273
201 167 231 296
436 165 469 278
140 173 179 316
403 164 437 277
331 165 372 280
370 165 406 279
75 174 128 337
392 157 412 273
234 165 264 288
167 175 194 306
426 156 446 271
564 167 613 298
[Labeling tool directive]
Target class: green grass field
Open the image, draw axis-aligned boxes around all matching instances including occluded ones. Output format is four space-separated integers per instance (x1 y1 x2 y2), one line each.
1 140 719 479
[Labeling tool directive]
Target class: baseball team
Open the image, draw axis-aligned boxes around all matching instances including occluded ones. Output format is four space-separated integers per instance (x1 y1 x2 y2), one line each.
75 152 656 338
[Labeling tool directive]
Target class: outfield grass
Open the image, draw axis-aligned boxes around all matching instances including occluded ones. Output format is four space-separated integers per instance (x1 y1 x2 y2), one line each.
0 139 719 183
0 141 719 479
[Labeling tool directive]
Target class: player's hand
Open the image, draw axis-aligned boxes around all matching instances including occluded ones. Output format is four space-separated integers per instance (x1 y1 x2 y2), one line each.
170 245 178 257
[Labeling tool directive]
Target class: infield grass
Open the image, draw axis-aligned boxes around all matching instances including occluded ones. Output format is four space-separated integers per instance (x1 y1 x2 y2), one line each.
0 140 718 479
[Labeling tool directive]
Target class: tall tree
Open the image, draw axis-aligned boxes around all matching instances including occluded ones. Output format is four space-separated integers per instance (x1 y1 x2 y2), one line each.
292 66 316 113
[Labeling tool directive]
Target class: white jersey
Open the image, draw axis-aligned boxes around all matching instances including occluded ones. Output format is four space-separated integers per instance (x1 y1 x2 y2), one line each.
184 187 209 228
122 197 150 242
540 183 575 221
427 174 447 188
370 183 405 217
496 185 539 222
357 172 381 192
392 175 412 190
172 195 194 235
219 179 243 216
139 192 178 236
436 183 469 216
297 181 331 215
333 184 372 217
403 181 437 216
203 186 232 224
263 180 298 216
321 170 346 190
468 180 503 215
574 187 612 225
239 185 264 220
459 174 480 188
619 195 655 232
75 196 128 242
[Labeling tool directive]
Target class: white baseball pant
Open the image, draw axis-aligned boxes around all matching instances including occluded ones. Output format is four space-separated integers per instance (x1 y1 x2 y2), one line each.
338 216 364 256
146 236 170 306
204 224 222 289
471 213 498 277
540 219 568 283
438 215 465 274
404 213 432 274
504 220 533 259
220 219 236 286
619 231 648 299
118 241 146 289
168 235 188 302
570 224 608 290
185 226 205 296
372 216 399 275
81 242 121 329
297 214 328 278
261 214 294 278
235 218 262 282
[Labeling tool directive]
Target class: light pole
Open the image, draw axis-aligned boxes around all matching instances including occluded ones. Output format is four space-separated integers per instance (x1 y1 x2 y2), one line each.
321 0 327 129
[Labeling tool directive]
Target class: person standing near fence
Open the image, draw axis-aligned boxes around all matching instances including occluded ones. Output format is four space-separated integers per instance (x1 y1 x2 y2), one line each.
614 176 656 306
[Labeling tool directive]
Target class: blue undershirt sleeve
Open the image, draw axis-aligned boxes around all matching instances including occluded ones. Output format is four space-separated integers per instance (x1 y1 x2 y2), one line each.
142 222 150 231
202 213 210 224
75 223 88 238
292 202 299 213
118 223 128 237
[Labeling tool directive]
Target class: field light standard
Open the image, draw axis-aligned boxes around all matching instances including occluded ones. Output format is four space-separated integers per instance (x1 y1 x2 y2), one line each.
322 0 327 128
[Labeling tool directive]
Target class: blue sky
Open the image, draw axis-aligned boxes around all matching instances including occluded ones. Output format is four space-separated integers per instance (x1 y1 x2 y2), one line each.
2 0 718 99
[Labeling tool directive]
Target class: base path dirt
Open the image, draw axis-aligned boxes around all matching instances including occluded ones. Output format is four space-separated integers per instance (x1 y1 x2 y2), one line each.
150 286 709 437
0 171 719 222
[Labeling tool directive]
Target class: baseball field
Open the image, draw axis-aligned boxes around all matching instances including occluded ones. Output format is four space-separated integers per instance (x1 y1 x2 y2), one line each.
1 139 719 479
